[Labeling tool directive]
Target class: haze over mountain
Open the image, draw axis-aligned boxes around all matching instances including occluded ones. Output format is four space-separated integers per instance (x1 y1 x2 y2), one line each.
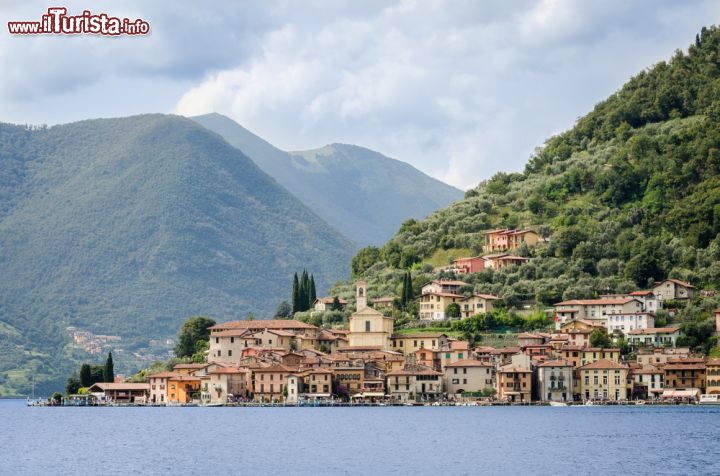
191 113 463 246
0 114 354 394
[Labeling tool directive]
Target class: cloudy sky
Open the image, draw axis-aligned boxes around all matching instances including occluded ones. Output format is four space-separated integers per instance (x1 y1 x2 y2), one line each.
1 1 717 189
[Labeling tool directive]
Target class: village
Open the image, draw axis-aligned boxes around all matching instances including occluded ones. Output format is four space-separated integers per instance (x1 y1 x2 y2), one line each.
69 229 720 407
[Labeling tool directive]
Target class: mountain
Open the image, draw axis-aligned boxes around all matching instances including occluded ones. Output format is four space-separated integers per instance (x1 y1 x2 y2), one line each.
332 27 720 337
191 113 463 246
0 114 354 395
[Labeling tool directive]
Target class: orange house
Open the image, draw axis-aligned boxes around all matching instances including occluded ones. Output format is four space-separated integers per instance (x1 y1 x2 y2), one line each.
167 375 201 403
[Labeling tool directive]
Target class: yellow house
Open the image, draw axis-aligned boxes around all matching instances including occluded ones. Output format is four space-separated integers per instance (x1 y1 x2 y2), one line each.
348 281 394 350
578 359 629 401
390 333 449 353
418 292 462 320
459 294 500 318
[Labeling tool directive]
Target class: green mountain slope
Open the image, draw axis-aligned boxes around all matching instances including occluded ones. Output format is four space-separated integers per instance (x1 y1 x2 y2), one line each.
340 27 720 315
191 113 463 246
0 114 354 395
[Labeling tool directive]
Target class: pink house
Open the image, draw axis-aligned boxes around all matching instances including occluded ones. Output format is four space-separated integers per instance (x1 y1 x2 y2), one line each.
454 256 486 274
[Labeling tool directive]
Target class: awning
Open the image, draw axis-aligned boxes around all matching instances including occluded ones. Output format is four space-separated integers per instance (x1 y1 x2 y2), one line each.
661 389 699 399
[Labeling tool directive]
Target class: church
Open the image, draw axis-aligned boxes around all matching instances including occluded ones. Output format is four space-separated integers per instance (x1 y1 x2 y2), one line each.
347 281 394 350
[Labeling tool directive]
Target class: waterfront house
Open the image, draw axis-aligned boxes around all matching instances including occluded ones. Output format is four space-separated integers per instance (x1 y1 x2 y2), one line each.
537 360 573 402
629 364 664 400
663 358 706 393
444 359 495 395
578 360 629 401
252 364 296 402
148 371 178 403
87 382 150 404
705 358 720 395
207 366 248 404
371 296 395 311
386 365 443 403
167 375 201 403
496 364 532 402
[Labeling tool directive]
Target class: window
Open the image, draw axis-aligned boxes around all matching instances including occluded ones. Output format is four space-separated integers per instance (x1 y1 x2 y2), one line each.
228 350 232 357
230 337 234 343
365 321 371 332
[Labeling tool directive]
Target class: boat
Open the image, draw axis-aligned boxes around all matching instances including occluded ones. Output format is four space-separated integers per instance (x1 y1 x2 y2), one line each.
549 401 568 407
699 394 720 405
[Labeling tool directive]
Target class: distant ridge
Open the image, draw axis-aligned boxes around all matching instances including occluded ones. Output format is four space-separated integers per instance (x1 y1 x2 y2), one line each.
192 113 463 246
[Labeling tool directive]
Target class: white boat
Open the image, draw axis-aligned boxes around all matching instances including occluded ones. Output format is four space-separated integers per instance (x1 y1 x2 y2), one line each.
699 394 720 405
549 401 568 407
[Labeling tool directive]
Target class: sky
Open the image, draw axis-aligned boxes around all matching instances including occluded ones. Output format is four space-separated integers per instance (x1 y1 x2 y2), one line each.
1 1 718 189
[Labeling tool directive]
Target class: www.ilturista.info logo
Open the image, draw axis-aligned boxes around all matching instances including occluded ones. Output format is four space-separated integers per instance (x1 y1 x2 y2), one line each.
8 7 150 36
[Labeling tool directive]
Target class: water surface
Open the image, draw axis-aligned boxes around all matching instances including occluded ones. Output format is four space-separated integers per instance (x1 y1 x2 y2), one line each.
2 400 718 475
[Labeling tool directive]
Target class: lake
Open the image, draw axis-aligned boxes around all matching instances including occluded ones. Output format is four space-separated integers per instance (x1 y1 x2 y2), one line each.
1 399 718 475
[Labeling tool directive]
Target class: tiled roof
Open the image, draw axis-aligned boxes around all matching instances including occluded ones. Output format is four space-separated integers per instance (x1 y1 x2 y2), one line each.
579 359 628 370
88 382 150 391
445 359 493 368
555 298 638 306
392 332 447 339
210 319 317 331
537 359 572 367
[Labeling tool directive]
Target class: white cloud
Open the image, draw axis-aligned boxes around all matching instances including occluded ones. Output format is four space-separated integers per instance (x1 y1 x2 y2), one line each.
1 1 718 188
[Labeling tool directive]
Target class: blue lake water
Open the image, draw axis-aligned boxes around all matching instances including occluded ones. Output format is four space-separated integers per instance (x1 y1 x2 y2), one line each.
1 399 719 475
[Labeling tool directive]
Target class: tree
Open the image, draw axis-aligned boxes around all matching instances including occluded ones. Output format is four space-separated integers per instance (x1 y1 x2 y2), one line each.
65 373 81 395
103 352 114 382
174 316 217 358
445 303 461 319
589 328 612 348
351 246 380 276
191 340 209 363
275 300 292 319
291 273 300 314
300 269 309 311
79 363 92 387
403 272 414 309
308 275 317 309
331 296 343 311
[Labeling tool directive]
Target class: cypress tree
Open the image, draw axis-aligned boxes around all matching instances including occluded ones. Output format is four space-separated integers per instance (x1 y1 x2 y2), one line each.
300 269 309 311
79 363 92 387
103 352 114 382
308 275 317 309
404 272 414 308
401 273 408 309
292 273 300 314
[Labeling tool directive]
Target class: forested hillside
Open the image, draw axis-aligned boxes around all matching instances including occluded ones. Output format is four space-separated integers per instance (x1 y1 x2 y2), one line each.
0 114 354 395
332 27 720 337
